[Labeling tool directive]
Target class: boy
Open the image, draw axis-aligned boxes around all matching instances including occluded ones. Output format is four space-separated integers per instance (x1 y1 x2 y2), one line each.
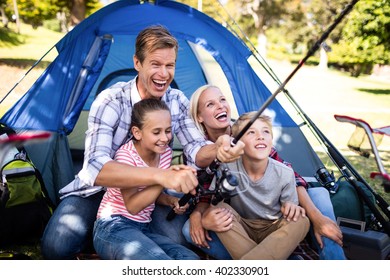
215 112 310 260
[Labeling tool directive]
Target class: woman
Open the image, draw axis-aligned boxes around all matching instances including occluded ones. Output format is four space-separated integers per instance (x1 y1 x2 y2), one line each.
182 84 346 260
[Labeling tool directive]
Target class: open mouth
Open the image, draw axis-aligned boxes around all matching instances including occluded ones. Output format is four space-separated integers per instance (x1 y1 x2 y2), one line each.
153 79 167 90
255 143 267 149
215 112 228 120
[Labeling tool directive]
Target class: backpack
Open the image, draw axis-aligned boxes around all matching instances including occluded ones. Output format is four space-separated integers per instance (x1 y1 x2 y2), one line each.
0 124 53 245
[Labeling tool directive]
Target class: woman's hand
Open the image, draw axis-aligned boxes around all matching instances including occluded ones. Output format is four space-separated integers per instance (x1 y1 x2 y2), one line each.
215 135 244 163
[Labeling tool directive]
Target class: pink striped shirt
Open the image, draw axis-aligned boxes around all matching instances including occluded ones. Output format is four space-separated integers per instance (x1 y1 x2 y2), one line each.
97 140 172 223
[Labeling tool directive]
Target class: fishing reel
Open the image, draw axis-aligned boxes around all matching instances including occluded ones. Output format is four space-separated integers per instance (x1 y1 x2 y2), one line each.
207 166 239 205
166 162 239 221
315 166 339 193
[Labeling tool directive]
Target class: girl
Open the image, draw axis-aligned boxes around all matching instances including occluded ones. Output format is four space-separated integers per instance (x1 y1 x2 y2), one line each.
93 98 199 260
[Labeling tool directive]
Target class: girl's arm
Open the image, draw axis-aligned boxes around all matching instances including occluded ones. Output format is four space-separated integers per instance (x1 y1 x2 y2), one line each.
121 185 163 215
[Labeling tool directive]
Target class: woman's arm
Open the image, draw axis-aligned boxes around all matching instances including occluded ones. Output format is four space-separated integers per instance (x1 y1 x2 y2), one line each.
297 186 343 247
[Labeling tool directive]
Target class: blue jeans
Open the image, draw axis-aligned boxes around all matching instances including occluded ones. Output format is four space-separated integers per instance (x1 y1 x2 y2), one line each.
93 215 199 260
150 204 191 248
307 187 346 260
40 191 104 259
182 218 232 260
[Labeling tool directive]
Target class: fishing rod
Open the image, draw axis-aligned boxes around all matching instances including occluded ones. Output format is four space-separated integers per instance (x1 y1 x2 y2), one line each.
218 0 390 234
167 0 360 221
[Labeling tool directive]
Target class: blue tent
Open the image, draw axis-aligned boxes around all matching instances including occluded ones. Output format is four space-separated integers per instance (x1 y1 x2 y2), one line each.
1 0 321 205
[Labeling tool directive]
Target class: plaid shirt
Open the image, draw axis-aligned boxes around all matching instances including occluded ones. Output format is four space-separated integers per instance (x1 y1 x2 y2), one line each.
59 77 207 199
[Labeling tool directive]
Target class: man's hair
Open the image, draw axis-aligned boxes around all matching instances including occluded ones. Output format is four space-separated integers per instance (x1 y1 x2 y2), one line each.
231 112 273 138
135 25 178 63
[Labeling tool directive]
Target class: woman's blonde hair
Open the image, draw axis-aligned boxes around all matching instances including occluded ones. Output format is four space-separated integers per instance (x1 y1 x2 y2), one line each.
231 112 273 138
189 84 220 138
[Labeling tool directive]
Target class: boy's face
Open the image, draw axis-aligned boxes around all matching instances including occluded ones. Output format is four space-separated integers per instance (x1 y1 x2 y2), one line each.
241 119 272 161
134 47 176 100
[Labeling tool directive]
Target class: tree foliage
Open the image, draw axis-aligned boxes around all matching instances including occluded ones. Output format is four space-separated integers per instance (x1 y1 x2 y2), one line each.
329 0 390 76
1 0 389 77
225 0 389 77
2 0 101 30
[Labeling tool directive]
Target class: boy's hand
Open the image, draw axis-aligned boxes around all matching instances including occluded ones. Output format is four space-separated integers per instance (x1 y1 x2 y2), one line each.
281 202 306 222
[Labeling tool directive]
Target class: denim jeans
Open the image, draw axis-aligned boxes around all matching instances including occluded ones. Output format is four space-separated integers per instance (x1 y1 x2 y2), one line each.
150 204 191 248
307 187 346 260
93 215 199 260
40 191 104 259
182 218 232 260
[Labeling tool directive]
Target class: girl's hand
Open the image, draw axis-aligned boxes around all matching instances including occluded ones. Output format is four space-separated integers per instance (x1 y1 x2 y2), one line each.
171 196 189 215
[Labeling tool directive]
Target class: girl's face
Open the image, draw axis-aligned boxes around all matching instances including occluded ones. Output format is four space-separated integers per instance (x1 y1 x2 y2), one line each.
134 48 176 100
197 87 231 132
241 119 272 161
133 109 172 154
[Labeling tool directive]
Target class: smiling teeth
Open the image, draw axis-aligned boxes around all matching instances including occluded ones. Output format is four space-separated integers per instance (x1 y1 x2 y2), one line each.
215 112 227 118
256 144 266 148
154 79 166 85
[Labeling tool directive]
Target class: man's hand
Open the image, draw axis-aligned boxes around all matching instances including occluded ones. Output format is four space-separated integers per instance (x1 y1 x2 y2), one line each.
158 165 198 195
215 134 244 163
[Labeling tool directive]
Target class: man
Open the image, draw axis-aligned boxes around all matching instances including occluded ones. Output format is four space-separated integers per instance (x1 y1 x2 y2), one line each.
41 25 244 259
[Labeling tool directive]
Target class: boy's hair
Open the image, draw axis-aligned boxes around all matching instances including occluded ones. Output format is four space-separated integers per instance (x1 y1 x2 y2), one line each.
231 112 273 138
131 99 170 130
189 84 220 138
135 25 178 63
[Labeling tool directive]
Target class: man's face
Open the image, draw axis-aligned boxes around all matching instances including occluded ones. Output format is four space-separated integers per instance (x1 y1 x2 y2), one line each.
134 48 176 99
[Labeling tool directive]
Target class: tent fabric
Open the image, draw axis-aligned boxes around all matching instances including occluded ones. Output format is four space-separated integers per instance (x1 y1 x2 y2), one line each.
1 0 322 204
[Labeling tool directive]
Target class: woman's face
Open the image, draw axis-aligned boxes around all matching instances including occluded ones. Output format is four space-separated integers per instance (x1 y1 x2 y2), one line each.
197 87 231 132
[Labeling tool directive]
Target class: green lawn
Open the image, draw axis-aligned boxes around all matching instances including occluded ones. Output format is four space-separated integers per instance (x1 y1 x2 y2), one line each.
0 22 63 61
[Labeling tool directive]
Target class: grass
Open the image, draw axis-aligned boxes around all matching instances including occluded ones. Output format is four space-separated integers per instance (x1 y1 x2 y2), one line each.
1 22 390 260
0 22 62 61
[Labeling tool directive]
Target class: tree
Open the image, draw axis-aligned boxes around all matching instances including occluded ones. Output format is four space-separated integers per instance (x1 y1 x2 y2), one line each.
227 0 297 57
330 0 390 76
2 0 101 31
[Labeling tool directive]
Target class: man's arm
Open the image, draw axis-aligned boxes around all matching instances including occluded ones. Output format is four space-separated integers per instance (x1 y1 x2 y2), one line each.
95 161 198 194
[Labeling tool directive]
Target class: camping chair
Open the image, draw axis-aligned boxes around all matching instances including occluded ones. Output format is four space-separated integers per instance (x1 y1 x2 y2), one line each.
334 114 390 192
